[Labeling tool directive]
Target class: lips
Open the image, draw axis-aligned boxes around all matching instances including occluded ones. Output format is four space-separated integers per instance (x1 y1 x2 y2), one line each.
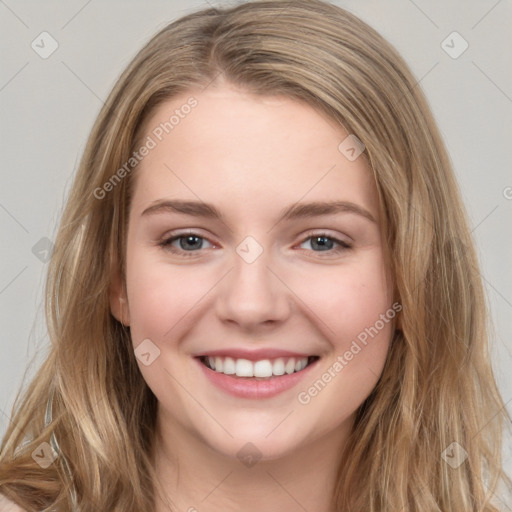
193 348 320 399
194 348 315 361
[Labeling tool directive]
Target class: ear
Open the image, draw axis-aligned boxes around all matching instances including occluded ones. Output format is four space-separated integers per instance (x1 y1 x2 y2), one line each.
109 266 130 326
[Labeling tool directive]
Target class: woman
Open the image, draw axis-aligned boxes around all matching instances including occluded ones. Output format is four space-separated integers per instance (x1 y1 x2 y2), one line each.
1 0 509 510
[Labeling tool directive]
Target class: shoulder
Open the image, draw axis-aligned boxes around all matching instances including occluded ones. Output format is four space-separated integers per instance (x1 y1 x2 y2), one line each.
0 494 27 512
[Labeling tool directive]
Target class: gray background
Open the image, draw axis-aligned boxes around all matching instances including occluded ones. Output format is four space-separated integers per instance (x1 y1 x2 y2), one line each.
1 0 511 489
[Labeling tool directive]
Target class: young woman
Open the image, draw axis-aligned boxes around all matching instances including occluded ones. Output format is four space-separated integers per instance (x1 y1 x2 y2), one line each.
1 0 509 510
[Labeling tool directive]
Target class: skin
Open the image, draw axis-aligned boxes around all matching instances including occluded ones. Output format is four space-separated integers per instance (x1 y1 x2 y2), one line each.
110 81 395 512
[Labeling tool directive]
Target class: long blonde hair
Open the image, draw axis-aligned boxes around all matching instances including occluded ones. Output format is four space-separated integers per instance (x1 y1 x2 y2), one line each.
1 1 509 510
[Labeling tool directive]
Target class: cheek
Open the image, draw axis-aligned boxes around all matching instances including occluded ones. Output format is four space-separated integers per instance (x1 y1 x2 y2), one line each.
124 248 213 343
293 258 394 425
293 253 393 347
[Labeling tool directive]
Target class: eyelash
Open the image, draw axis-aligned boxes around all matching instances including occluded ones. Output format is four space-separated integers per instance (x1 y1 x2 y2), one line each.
158 231 352 258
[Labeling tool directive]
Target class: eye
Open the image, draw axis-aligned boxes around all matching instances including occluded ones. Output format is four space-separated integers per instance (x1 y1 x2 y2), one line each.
159 232 213 257
298 233 351 256
158 231 352 258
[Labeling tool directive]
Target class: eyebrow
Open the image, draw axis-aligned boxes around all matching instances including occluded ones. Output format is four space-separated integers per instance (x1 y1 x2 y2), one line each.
141 199 376 224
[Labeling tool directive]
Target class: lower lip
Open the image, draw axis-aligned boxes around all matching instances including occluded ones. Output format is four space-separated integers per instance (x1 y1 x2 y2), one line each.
195 357 318 399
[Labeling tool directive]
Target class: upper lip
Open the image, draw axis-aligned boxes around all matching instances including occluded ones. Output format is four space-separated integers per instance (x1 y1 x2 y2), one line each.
194 348 316 361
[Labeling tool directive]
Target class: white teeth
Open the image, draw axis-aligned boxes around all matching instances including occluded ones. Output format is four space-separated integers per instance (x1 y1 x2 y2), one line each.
254 360 273 378
272 358 285 376
285 359 296 374
223 357 236 375
205 356 311 377
235 359 253 377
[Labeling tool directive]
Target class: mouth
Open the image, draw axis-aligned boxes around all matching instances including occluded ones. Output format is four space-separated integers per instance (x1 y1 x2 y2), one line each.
197 355 320 380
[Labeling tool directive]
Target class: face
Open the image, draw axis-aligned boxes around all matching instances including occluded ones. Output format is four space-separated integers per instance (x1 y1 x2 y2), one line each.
111 82 395 461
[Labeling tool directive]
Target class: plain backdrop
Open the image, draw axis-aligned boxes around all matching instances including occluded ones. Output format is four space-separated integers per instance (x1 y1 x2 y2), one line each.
1 0 511 484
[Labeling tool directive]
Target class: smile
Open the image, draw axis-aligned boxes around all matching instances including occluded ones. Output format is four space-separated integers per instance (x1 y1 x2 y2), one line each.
199 355 319 379
194 353 320 399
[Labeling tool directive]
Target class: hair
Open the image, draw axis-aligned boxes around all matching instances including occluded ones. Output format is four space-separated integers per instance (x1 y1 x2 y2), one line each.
0 0 509 510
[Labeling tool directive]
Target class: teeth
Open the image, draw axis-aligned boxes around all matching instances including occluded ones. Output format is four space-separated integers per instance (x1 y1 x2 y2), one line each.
235 359 254 377
223 357 236 375
285 358 296 374
272 358 285 376
204 356 311 377
254 360 273 378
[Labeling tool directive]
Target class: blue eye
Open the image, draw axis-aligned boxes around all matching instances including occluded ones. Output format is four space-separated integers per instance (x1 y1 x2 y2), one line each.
160 233 213 257
159 232 351 257
298 234 351 255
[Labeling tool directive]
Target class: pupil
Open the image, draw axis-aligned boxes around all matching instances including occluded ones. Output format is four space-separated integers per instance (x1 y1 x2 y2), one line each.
180 235 202 250
312 236 333 251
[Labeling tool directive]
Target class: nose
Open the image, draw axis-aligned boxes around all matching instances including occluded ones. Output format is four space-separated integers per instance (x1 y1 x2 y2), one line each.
214 245 291 333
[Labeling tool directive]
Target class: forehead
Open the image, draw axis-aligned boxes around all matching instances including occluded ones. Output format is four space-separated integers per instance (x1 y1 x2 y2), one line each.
131 84 378 221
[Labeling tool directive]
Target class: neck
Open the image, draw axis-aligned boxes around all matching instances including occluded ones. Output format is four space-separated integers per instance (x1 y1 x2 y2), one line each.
152 410 352 512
